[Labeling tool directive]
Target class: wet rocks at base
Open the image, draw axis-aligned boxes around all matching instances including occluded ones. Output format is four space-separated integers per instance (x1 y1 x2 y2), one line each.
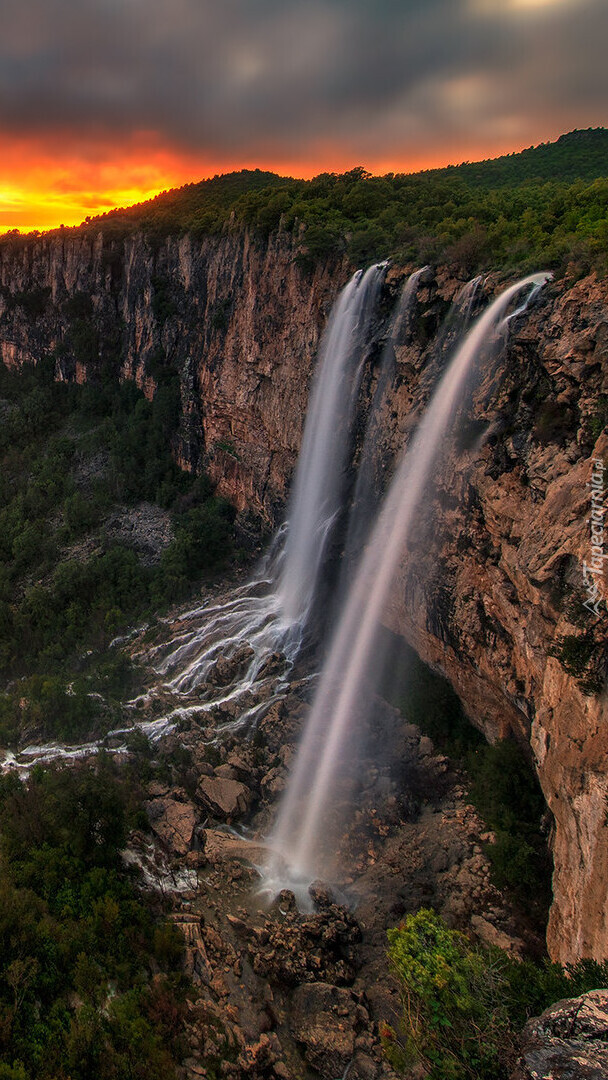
131 681 533 1080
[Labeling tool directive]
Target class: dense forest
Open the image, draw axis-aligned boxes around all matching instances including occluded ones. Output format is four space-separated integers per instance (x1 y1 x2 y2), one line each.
0 760 190 1080
0 358 235 746
5 128 607 278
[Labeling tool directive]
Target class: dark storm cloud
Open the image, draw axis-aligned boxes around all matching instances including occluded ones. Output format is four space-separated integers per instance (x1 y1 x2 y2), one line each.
0 0 606 161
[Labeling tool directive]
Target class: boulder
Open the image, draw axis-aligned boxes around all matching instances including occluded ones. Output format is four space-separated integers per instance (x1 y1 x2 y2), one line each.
145 792 197 856
206 646 254 687
201 828 269 865
470 915 525 958
290 983 357 1076
513 989 608 1079
171 914 212 985
197 775 252 820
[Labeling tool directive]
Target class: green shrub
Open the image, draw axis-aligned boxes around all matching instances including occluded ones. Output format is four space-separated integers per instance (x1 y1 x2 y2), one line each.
533 400 575 445
0 761 190 1079
549 632 606 695
386 909 608 1080
386 909 515 1079
588 395 608 440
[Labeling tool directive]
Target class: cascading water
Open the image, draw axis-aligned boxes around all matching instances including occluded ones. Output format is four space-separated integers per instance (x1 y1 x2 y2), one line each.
340 266 428 579
278 262 386 626
1 264 388 775
265 271 551 900
150 264 387 703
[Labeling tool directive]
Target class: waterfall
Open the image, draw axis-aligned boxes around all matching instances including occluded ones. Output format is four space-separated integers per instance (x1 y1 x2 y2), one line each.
340 266 428 580
2 264 387 773
154 264 386 697
265 271 550 897
278 262 386 626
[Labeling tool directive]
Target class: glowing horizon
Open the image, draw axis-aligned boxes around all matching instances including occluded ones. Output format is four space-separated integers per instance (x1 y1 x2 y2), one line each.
0 125 589 236
1 0 604 236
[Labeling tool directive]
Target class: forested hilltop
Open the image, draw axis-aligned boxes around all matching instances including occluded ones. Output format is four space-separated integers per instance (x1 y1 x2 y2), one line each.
4 127 607 277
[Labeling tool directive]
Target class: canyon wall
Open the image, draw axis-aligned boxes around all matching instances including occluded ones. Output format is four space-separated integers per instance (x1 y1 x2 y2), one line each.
0 229 345 520
0 229 607 964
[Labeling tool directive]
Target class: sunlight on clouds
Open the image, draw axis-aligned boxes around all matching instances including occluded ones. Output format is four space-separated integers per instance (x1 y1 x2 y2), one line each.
472 0 584 12
229 48 265 87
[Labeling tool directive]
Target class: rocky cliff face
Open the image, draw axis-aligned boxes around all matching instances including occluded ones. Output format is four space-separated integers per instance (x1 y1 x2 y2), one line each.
0 229 345 520
378 268 608 965
1 230 607 964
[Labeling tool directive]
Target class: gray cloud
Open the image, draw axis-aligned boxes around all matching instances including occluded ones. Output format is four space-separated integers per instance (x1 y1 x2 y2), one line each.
0 0 606 165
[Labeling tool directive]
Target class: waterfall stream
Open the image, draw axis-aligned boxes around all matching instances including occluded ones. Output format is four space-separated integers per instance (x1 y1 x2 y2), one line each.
1 264 387 771
340 266 429 582
278 262 386 625
264 271 551 900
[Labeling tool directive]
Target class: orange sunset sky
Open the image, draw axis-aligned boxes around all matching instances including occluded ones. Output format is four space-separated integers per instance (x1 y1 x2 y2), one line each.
1 0 606 234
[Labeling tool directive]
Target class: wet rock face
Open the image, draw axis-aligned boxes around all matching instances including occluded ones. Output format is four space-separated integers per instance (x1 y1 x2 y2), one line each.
380 271 608 964
513 990 608 1080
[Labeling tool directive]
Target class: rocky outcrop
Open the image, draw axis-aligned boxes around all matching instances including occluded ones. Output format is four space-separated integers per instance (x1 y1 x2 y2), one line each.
2 226 608 963
290 983 370 1078
197 774 253 821
513 990 608 1079
145 788 198 855
379 270 608 964
0 229 345 520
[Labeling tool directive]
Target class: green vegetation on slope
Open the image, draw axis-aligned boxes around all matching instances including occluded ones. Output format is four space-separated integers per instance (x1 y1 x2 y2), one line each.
423 127 608 187
0 357 234 745
5 127 605 278
0 759 189 1080
385 908 608 1080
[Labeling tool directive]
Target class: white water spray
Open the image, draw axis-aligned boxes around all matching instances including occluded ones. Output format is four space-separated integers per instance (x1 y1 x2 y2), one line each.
266 272 551 894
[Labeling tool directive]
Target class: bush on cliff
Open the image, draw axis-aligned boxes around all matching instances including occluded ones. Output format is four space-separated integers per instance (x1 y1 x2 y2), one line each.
385 908 608 1080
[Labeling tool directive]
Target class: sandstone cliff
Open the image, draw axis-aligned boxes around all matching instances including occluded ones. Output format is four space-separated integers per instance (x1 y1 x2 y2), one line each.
0 229 345 519
1 228 607 964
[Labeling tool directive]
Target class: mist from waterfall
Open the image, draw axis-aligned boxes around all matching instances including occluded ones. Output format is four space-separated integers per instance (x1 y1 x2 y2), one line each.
265 271 551 897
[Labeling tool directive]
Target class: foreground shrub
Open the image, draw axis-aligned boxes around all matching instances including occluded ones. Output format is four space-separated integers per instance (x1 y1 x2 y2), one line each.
386 910 514 1079
386 909 608 1080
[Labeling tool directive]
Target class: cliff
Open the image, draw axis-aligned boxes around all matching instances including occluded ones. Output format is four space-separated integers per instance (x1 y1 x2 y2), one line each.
1 228 607 965
379 268 608 965
0 229 345 520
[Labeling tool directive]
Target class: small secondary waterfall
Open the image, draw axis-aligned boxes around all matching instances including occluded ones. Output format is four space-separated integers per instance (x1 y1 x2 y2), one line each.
278 262 386 626
340 266 428 579
266 271 551 896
